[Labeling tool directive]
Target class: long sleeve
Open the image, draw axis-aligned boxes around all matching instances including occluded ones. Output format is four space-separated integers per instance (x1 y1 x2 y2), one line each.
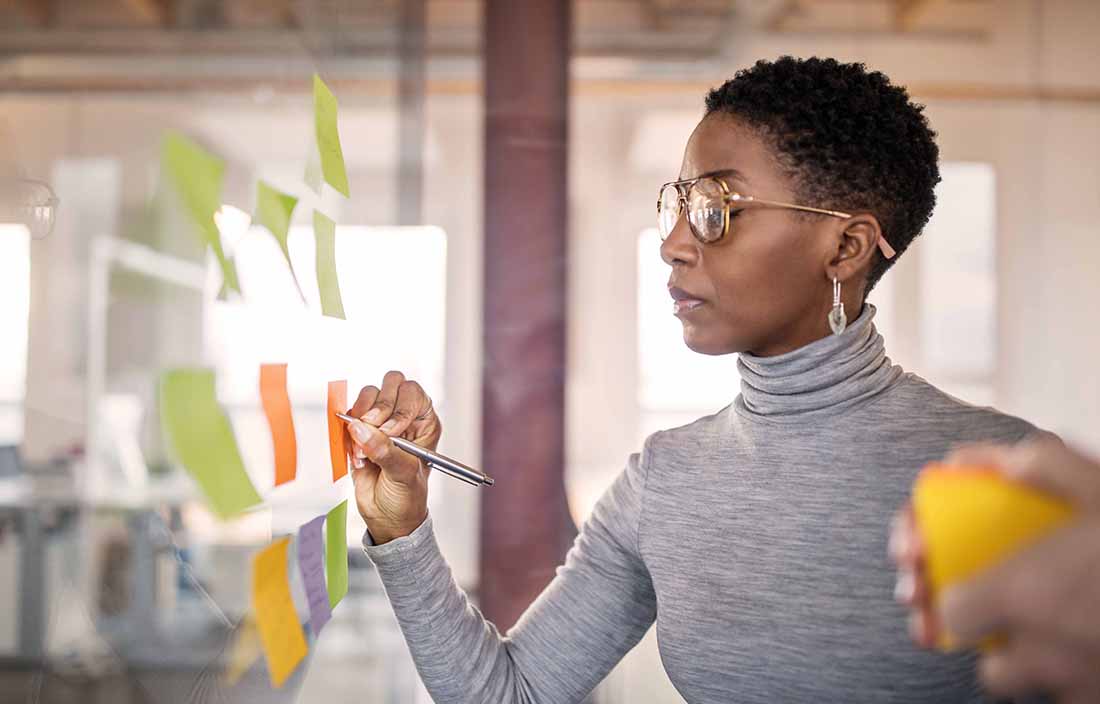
362 445 656 704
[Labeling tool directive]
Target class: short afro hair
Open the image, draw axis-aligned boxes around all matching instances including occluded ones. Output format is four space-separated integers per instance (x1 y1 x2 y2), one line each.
704 56 940 293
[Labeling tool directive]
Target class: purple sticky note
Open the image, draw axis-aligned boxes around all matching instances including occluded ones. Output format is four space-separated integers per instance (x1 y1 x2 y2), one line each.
298 515 332 637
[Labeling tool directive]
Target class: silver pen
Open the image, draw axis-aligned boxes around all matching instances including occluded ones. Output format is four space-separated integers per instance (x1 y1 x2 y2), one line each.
334 412 495 487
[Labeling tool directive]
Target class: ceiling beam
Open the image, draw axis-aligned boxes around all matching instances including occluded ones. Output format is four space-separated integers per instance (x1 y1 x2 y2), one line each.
12 0 53 27
895 0 943 31
123 0 174 26
764 0 801 32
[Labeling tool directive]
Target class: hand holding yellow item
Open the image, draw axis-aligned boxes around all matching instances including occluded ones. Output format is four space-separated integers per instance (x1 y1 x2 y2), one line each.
912 462 1076 650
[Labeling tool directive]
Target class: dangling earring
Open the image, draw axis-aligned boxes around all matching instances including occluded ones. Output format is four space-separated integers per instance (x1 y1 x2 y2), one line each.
828 275 847 335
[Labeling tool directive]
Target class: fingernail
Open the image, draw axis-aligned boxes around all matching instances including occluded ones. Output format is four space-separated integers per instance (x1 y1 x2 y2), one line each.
364 410 382 425
350 421 369 443
894 571 915 604
356 447 367 460
352 456 365 469
379 420 397 434
888 522 909 561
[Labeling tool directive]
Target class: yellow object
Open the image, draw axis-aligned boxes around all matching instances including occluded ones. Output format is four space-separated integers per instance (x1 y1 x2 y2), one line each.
252 537 309 687
912 464 1076 650
223 614 263 686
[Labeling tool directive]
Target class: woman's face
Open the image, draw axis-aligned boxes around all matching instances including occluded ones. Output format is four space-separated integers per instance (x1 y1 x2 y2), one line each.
660 113 844 357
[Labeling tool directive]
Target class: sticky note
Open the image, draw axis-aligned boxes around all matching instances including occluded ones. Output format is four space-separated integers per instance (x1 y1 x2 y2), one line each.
325 500 349 609
160 369 262 519
223 614 262 686
254 181 306 302
252 537 309 688
312 74 350 198
304 139 323 196
260 363 297 487
327 380 349 482
313 210 345 320
913 464 1076 650
297 515 332 637
160 132 240 295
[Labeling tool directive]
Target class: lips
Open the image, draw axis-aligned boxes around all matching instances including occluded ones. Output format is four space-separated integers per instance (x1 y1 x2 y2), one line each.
668 285 706 315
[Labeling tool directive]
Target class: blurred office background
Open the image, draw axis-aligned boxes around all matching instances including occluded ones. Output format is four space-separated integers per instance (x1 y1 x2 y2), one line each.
1 1 1098 702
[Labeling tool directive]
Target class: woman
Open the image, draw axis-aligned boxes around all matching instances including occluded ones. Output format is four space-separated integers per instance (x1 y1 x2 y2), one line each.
345 57 1044 703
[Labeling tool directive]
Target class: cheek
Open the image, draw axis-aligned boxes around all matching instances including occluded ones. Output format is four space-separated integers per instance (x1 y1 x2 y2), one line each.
692 228 816 343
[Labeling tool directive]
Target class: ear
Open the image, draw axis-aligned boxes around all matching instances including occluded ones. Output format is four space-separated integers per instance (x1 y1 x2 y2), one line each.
825 213 882 285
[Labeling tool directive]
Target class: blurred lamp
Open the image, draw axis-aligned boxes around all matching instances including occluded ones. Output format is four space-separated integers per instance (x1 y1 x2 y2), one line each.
0 177 59 239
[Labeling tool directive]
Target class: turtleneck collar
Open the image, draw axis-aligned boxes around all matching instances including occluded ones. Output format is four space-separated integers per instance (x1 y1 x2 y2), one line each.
735 304 904 421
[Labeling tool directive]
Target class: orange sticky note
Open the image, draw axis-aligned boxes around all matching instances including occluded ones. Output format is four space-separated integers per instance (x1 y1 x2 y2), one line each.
913 464 1076 650
260 364 297 486
327 380 348 482
252 537 308 688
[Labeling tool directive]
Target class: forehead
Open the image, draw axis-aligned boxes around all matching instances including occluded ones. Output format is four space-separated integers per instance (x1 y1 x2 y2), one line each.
679 113 785 191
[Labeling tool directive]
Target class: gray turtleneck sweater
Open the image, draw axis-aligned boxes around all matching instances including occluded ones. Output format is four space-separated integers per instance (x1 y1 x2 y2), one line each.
362 306 1042 703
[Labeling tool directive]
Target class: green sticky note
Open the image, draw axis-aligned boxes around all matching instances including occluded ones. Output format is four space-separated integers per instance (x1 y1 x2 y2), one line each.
304 139 323 196
159 369 262 519
160 132 241 295
313 74 350 198
324 500 349 608
254 181 305 302
313 210 345 320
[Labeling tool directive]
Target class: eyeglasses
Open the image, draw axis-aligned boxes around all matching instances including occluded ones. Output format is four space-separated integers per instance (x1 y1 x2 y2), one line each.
657 173 896 259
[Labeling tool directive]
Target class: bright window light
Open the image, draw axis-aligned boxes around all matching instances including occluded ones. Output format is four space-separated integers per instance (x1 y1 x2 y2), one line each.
636 228 739 433
0 224 30 444
203 223 447 540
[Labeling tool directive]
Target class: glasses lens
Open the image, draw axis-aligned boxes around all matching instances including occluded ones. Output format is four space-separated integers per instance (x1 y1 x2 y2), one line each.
657 185 682 240
687 178 726 243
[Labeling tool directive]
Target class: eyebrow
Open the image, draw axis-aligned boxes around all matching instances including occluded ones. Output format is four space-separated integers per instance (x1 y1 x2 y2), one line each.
678 168 749 184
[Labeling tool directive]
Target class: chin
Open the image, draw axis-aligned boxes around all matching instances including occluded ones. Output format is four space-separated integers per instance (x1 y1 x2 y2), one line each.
681 325 741 356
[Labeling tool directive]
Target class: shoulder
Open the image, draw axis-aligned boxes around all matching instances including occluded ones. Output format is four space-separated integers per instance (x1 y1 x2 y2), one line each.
642 404 736 466
889 373 1046 445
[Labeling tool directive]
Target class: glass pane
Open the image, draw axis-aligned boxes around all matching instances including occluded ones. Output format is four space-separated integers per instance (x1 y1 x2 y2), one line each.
919 162 997 379
636 228 740 415
0 224 30 445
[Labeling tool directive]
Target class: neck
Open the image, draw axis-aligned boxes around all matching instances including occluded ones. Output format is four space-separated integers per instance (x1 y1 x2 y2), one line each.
736 303 903 419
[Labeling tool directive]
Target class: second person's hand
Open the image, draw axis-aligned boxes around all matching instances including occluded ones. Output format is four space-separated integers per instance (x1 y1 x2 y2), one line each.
346 370 443 545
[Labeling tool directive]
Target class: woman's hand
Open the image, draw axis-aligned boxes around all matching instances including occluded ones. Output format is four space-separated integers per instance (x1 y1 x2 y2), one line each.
346 370 442 545
890 438 1100 702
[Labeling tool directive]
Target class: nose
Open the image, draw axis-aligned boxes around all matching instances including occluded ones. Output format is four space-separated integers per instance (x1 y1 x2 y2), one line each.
659 206 700 267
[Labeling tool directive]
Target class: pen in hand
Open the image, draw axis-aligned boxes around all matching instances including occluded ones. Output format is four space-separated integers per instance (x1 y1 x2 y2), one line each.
334 411 494 487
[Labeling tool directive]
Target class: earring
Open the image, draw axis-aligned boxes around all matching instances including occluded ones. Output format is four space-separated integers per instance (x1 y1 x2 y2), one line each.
829 276 847 335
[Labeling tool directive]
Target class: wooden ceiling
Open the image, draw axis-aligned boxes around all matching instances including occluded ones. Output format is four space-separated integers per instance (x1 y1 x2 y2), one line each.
0 0 991 55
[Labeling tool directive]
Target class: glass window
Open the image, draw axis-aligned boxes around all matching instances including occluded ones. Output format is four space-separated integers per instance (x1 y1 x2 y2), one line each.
0 224 30 445
636 227 740 439
203 218 447 543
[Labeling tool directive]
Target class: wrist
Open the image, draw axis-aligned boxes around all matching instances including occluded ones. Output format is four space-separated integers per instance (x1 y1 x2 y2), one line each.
367 507 428 545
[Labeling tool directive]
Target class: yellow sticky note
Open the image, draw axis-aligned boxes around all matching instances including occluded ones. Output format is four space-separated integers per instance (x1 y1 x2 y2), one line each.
160 132 241 295
254 181 305 302
312 74 350 197
252 537 309 688
913 464 1076 650
223 614 262 686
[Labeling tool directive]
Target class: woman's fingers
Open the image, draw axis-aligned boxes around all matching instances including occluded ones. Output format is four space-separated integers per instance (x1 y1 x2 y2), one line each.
977 634 1099 700
350 384 380 419
1000 437 1100 510
347 420 422 485
379 379 429 438
360 370 405 427
890 504 941 648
